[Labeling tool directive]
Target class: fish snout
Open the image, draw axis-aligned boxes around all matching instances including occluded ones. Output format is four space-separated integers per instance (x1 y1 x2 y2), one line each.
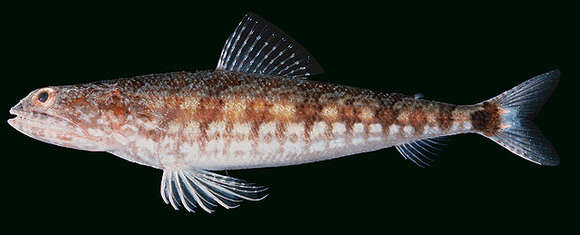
8 101 25 127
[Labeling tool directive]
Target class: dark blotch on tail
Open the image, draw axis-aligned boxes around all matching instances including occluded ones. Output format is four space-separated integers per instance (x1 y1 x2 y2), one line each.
476 70 560 166
470 102 502 137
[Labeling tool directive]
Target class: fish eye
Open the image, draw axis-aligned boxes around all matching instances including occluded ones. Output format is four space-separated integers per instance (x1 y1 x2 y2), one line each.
38 91 48 102
34 88 55 106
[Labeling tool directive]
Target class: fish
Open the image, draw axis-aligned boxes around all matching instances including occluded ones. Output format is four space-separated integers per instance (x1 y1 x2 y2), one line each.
7 13 560 213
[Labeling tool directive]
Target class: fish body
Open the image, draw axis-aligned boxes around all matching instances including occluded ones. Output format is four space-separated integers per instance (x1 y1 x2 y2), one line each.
12 70 470 170
8 13 560 213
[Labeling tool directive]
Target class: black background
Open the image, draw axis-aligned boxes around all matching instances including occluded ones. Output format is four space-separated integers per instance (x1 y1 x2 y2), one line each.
2 2 576 233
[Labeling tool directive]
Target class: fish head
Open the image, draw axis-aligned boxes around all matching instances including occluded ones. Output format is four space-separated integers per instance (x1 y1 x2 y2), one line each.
8 85 114 152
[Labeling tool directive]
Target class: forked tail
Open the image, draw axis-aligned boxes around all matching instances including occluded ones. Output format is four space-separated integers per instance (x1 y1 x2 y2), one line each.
476 70 560 165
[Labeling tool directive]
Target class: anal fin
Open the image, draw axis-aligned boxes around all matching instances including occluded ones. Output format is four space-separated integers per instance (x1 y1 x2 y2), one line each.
161 169 268 213
395 138 444 167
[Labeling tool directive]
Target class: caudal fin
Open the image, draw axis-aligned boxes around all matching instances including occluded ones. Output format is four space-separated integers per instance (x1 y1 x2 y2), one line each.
479 70 560 166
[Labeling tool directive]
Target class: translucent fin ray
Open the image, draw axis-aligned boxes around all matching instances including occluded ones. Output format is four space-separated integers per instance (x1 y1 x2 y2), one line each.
160 169 268 213
488 70 560 118
396 138 444 167
216 13 323 78
484 70 560 166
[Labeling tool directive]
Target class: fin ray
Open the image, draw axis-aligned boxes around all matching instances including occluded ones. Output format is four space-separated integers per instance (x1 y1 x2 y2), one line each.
160 169 268 213
483 70 559 166
168 172 182 210
180 172 217 212
175 172 201 212
189 175 236 209
216 13 323 78
396 138 443 167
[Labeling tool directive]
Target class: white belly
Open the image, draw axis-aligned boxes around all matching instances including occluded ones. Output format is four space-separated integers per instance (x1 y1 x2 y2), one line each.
113 120 471 170
162 121 451 170
179 136 390 170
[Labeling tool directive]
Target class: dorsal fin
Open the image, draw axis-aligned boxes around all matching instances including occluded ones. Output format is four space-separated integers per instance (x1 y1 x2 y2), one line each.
216 13 324 78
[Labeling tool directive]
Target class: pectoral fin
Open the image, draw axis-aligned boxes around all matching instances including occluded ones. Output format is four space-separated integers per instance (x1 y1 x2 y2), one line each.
160 169 268 213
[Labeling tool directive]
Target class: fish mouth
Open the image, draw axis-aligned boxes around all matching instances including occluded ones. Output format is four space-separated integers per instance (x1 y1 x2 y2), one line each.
8 105 107 152
7 103 23 125
8 105 86 144
8 108 60 128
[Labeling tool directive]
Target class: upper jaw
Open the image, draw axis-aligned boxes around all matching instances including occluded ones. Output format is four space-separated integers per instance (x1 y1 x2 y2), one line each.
8 106 52 126
8 102 25 127
8 105 110 152
9 102 23 116
8 103 82 137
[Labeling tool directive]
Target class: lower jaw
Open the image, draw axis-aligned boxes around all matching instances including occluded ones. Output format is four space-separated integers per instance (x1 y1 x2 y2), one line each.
8 116 80 140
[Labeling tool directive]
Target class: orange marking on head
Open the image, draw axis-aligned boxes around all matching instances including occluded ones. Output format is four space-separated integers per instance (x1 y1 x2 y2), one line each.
100 89 128 130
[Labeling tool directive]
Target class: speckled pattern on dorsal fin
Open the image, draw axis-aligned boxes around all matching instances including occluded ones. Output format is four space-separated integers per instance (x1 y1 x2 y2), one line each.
216 12 324 78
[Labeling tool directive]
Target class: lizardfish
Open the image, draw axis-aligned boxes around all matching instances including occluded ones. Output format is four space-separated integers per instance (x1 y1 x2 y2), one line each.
8 13 560 213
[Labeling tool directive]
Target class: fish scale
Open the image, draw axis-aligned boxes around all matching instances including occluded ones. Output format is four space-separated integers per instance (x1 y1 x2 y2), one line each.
104 70 469 170
8 13 560 213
